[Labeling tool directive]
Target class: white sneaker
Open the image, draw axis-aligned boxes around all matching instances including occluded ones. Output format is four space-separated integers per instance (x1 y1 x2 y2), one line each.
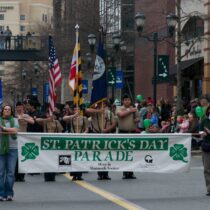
0 196 6 201
6 196 13 201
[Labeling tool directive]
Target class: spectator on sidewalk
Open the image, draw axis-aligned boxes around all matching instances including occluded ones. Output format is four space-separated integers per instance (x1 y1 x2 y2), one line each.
4 26 12 50
0 31 4 49
0 105 19 201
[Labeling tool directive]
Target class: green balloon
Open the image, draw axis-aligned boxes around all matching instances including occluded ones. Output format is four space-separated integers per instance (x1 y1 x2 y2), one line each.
195 106 204 118
136 94 143 102
202 106 206 116
143 119 151 129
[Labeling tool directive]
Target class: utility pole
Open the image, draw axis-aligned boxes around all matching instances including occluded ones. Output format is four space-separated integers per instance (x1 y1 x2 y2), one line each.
176 0 183 115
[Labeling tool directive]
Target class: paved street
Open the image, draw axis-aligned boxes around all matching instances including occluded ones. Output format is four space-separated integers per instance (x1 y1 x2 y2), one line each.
0 156 210 210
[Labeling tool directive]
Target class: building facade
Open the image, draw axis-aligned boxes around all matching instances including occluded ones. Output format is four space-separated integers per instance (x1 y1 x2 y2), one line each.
0 0 52 105
175 0 204 100
204 0 210 97
134 0 175 102
0 0 53 35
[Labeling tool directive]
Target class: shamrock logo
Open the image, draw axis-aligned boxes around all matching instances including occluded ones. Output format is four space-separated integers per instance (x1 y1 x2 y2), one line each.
21 143 39 162
169 144 188 163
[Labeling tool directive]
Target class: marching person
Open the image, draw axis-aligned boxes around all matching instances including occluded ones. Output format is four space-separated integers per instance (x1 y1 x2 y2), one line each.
0 105 19 201
199 105 210 196
36 110 63 181
63 107 89 181
116 94 139 179
86 100 117 180
15 102 34 182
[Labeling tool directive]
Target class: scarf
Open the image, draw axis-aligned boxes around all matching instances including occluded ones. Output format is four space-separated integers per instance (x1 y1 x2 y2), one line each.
0 116 17 155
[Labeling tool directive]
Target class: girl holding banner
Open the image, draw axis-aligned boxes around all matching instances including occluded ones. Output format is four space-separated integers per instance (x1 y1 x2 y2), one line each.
0 105 19 201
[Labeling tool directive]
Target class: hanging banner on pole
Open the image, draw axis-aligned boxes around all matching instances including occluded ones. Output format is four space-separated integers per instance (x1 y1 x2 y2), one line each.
82 80 88 94
31 87 37 96
18 133 191 173
44 83 49 103
158 55 169 81
116 70 124 89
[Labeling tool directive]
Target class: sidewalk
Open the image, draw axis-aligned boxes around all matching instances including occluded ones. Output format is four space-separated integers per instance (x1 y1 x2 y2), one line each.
191 149 202 156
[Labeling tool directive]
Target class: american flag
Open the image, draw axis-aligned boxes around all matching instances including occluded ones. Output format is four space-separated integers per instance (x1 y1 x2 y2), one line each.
48 36 62 115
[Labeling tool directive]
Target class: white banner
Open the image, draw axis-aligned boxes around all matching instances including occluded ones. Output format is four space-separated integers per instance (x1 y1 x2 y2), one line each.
18 133 191 173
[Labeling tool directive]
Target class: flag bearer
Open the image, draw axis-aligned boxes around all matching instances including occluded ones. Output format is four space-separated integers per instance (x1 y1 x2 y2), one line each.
63 107 89 180
86 100 117 180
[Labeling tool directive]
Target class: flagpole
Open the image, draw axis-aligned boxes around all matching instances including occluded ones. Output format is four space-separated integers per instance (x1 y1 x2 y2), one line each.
75 24 79 133
101 102 104 131
100 31 104 132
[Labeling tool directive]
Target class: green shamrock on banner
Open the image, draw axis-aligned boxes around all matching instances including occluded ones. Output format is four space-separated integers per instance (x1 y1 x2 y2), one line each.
21 143 39 162
169 144 188 163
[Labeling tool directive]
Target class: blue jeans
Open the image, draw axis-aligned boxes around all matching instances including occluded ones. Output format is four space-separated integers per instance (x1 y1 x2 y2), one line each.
0 149 18 197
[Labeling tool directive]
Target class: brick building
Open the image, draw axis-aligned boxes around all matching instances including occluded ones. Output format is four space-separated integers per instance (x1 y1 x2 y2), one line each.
134 0 175 102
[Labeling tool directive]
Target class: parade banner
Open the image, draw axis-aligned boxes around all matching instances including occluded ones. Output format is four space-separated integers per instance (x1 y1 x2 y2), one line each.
18 133 191 173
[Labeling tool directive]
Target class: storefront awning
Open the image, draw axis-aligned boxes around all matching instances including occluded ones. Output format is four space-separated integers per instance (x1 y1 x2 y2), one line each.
170 57 203 75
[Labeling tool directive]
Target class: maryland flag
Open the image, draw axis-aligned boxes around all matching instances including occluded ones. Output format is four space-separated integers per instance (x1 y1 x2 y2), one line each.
69 25 83 109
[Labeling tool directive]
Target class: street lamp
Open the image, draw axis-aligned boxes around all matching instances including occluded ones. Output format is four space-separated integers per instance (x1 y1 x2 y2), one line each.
119 41 127 52
112 33 121 51
134 12 145 36
135 12 177 107
34 62 40 78
88 34 96 53
166 13 178 37
22 69 26 80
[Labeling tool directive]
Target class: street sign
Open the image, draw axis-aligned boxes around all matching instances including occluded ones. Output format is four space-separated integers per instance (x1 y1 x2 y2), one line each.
158 55 169 81
82 80 88 94
31 87 37 96
108 67 116 87
116 70 124 89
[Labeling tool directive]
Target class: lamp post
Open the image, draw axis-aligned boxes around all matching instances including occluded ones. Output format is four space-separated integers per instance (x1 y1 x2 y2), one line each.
86 52 92 68
109 33 121 101
112 33 121 52
88 29 126 101
88 34 97 53
21 69 26 101
135 12 177 107
21 63 40 100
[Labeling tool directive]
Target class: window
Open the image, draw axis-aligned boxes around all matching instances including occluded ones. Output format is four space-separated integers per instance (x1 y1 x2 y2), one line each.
0 14 4 20
42 14 47 22
182 16 204 40
20 15 26 20
20 25 25 31
0 25 4 31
